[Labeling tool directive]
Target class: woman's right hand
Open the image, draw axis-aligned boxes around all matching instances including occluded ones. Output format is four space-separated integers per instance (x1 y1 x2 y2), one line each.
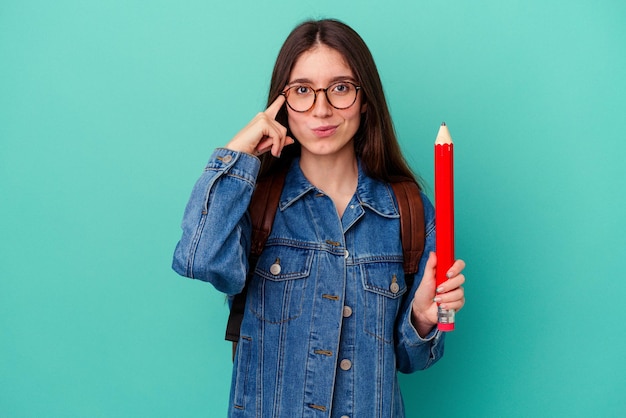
225 95 294 158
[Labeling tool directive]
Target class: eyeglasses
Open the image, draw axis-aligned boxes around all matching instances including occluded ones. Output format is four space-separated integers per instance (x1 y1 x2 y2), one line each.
281 81 361 113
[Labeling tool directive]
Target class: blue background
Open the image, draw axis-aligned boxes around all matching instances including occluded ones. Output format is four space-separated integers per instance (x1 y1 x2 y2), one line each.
2 0 625 416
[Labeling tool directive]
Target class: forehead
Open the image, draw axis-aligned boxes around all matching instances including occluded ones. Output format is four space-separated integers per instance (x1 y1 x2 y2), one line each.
289 45 354 83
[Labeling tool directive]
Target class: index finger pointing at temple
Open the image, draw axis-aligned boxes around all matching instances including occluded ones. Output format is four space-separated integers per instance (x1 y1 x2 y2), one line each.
264 94 286 120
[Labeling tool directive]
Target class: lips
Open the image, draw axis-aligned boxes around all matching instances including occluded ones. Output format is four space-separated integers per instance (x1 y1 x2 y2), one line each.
311 125 338 138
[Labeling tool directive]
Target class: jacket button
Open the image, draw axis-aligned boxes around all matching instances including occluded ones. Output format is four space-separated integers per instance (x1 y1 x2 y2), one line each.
342 306 352 318
344 249 349 259
390 282 400 294
390 274 400 293
339 359 352 371
270 264 281 275
270 259 281 275
341 415 350 418
222 154 233 163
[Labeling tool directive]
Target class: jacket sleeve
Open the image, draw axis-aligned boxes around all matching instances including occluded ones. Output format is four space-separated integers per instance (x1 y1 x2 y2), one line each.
171 148 260 295
395 193 446 373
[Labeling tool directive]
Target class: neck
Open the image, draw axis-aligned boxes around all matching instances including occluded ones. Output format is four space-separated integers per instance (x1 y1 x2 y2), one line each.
299 148 358 194
299 148 358 218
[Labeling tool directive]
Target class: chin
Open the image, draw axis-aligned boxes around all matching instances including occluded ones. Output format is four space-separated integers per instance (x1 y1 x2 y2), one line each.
300 140 355 158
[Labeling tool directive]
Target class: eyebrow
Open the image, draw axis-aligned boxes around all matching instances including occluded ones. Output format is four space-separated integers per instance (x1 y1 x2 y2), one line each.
287 76 358 86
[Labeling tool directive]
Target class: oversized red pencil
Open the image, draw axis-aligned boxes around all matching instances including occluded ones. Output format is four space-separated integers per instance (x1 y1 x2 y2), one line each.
434 122 455 331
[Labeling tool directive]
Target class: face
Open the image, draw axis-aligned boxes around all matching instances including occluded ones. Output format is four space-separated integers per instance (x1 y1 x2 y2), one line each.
285 45 366 159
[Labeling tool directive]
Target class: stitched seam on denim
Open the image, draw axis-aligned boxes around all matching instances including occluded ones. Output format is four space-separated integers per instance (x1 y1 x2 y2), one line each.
361 264 407 299
255 259 313 280
363 295 394 345
376 322 384 417
249 309 304 324
249 275 307 324
224 171 256 188
425 219 436 237
273 316 287 415
404 326 440 347
359 202 400 218
257 322 263 417
187 213 207 279
265 238 347 257
233 335 252 410
353 255 403 263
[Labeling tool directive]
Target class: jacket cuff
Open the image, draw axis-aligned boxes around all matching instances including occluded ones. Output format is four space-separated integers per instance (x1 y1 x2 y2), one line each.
401 304 444 345
207 148 261 184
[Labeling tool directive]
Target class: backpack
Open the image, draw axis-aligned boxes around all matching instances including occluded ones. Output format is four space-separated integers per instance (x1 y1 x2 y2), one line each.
225 168 425 356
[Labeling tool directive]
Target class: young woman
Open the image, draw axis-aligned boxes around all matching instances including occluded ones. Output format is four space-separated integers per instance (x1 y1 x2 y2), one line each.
173 19 466 418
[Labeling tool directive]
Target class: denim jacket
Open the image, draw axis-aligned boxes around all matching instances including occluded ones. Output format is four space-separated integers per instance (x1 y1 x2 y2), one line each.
172 148 445 418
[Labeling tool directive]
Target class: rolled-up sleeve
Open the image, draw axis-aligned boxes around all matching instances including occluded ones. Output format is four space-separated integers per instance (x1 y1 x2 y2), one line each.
172 148 260 295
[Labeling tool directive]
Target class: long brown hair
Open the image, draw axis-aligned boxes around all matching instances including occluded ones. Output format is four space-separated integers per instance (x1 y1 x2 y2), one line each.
259 19 420 187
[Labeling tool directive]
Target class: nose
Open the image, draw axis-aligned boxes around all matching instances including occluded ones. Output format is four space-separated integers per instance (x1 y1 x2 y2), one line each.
311 90 333 117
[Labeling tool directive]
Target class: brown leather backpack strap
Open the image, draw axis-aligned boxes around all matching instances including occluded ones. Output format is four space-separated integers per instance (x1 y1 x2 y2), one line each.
226 167 288 358
249 168 288 257
390 179 425 276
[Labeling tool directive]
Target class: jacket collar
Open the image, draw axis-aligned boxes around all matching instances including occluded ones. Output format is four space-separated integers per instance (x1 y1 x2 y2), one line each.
279 158 399 218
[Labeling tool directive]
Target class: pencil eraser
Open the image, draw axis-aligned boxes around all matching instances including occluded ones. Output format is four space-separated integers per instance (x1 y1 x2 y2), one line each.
437 323 455 332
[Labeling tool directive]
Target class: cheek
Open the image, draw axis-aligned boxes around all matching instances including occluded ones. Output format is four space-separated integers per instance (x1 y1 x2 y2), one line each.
287 112 306 135
346 109 362 126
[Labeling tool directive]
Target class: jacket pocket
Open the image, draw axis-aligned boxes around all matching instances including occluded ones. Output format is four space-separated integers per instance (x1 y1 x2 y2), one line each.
361 261 407 344
249 245 314 323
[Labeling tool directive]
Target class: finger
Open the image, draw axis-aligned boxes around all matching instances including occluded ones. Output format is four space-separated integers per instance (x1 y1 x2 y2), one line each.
440 295 465 312
254 122 290 157
255 118 285 149
270 136 295 157
435 286 464 304
254 141 272 156
270 123 289 156
255 135 294 158
264 94 286 120
436 273 465 294
440 302 464 313
446 259 466 279
254 126 281 152
255 135 280 156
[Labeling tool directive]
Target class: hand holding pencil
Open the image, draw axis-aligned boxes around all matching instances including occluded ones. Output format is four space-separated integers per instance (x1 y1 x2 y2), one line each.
435 122 457 331
410 252 466 337
410 123 466 335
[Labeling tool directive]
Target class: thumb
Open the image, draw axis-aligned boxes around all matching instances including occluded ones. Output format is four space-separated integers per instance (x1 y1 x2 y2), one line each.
415 252 437 298
411 251 439 326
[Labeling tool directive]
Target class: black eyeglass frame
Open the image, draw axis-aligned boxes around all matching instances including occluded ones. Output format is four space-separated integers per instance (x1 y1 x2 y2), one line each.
280 81 362 113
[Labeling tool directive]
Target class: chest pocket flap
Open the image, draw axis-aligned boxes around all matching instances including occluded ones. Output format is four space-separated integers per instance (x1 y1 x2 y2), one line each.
361 261 407 299
250 245 314 323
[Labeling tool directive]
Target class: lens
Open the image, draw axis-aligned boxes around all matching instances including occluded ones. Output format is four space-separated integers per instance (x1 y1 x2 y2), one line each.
285 85 315 112
327 82 357 109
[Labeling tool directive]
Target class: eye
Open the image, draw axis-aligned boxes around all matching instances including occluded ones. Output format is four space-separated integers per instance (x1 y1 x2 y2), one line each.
293 85 312 95
331 82 352 95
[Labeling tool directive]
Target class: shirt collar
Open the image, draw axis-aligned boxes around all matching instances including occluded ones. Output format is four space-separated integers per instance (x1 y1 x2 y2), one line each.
279 158 399 218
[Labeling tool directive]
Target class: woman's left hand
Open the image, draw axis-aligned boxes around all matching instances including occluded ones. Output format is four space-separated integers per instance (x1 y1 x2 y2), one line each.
411 252 466 337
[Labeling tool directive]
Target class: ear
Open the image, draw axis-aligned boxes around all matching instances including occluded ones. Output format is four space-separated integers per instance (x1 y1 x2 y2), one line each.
360 102 367 113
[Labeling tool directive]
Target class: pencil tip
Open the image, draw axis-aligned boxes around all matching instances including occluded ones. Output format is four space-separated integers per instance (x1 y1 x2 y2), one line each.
441 121 446 126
